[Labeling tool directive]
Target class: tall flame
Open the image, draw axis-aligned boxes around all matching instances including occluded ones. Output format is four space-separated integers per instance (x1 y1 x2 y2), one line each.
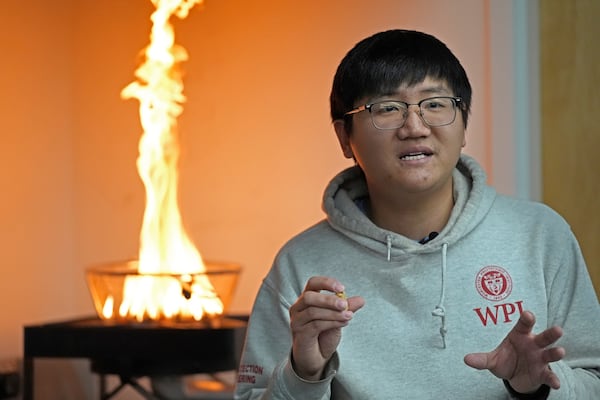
115 0 222 321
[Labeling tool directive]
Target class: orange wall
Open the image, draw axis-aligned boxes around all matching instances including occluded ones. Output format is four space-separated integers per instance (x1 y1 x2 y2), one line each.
0 0 493 368
0 0 77 355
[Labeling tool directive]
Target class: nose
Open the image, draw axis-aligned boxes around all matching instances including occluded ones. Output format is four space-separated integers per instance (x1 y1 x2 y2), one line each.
398 104 429 138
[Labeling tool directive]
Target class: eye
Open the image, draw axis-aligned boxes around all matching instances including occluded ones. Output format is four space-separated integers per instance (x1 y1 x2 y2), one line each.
372 101 404 115
422 98 451 112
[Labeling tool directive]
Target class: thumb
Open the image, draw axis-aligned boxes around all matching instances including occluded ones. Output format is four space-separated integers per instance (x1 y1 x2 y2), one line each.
464 353 491 370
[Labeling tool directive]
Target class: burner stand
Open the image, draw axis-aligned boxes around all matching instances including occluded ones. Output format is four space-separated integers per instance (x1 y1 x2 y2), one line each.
23 316 247 400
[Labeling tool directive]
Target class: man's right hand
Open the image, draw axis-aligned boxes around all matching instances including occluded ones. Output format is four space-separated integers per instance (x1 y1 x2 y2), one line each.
289 276 365 380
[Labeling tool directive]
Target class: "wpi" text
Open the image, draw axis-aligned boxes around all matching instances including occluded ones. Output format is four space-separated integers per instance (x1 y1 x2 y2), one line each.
473 301 524 326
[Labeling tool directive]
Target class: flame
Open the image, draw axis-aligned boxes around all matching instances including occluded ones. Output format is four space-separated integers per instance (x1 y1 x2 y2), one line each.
111 0 222 322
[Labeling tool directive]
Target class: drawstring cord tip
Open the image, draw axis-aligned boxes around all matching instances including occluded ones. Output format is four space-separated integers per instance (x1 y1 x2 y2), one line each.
432 305 447 349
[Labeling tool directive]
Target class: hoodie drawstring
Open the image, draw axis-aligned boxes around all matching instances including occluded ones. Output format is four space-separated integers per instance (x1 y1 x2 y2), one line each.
386 235 448 348
431 243 448 349
386 235 392 261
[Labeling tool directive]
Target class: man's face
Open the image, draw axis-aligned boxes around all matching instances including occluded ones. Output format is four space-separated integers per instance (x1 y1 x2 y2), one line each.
334 77 466 199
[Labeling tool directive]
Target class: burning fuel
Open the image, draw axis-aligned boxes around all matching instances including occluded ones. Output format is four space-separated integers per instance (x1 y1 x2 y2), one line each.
113 0 223 322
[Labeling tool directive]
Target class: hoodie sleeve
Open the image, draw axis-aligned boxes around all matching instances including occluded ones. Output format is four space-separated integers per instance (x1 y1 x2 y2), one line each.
234 277 336 400
543 226 600 399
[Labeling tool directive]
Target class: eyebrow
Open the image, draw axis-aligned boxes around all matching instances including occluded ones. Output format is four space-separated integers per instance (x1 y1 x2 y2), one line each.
419 85 451 95
375 85 451 101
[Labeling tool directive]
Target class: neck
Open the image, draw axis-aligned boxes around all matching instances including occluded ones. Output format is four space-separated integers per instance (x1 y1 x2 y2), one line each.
368 181 454 241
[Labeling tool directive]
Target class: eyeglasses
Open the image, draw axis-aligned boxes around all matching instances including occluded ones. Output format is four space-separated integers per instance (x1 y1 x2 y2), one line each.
344 96 462 130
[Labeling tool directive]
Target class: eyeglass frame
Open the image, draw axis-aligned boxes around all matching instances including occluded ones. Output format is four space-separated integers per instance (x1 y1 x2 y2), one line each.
343 96 463 130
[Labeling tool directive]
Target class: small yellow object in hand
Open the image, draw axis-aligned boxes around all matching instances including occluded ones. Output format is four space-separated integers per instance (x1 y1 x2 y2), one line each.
335 291 348 310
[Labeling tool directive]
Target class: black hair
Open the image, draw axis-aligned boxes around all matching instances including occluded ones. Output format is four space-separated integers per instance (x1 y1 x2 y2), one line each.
330 29 472 131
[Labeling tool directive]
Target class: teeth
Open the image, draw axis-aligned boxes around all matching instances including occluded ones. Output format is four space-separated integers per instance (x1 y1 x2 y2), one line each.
401 153 426 161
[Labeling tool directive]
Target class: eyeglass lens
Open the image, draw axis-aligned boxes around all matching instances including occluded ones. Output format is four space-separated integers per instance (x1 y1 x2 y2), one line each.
370 97 457 129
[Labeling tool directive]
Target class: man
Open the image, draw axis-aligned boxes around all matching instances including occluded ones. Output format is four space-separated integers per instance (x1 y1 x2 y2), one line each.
234 29 600 399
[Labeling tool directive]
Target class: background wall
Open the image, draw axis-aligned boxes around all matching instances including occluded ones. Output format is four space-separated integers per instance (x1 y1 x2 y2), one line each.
1 0 532 398
0 0 76 360
540 0 600 294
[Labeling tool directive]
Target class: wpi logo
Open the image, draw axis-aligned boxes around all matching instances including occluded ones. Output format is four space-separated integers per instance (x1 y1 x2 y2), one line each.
475 265 512 302
473 265 523 326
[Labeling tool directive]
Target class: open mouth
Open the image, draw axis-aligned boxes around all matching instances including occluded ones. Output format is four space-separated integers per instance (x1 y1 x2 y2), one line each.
399 151 432 161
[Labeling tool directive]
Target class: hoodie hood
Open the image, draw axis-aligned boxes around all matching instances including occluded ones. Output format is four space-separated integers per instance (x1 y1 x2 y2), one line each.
322 154 497 259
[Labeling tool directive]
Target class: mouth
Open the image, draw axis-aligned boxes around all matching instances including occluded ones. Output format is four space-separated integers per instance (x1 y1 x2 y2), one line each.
399 151 433 161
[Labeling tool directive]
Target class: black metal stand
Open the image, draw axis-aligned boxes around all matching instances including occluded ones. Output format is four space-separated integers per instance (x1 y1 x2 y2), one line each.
99 374 163 400
23 316 247 400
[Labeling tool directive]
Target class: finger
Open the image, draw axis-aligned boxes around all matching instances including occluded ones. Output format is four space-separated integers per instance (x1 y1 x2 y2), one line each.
298 295 365 323
347 296 366 313
291 308 353 331
534 326 564 348
292 288 354 320
512 310 536 335
294 275 346 309
464 352 494 370
541 367 562 390
291 290 348 317
311 290 351 311
304 276 345 294
293 295 363 329
542 346 566 364
291 306 353 335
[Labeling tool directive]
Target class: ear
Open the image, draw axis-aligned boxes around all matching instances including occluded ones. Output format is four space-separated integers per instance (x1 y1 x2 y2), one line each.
333 120 354 159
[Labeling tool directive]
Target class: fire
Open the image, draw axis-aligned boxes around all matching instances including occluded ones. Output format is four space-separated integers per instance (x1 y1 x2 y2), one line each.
111 0 223 322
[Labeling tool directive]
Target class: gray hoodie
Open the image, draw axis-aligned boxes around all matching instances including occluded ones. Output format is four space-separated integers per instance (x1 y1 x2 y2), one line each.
234 155 600 399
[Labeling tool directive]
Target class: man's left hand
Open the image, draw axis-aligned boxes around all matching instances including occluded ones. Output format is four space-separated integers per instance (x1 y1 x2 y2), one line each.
464 310 565 394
